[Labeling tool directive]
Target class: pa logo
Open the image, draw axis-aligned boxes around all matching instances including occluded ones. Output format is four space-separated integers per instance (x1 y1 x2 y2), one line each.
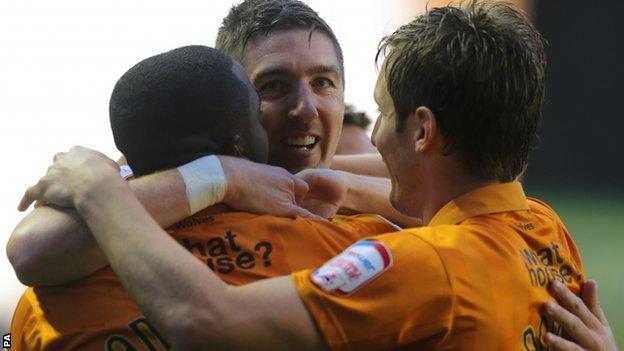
2 333 10 349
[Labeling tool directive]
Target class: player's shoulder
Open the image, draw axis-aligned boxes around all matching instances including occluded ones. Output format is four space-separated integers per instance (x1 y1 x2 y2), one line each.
331 213 401 233
525 197 571 238
366 227 452 269
316 230 453 296
19 287 39 306
389 224 494 271
526 197 563 221
396 224 464 249
526 198 583 268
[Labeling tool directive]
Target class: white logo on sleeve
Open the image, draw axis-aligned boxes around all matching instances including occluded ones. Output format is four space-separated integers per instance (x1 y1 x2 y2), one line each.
311 240 393 295
119 165 134 180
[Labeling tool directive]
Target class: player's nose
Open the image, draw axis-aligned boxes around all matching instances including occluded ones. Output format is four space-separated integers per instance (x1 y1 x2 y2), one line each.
287 83 318 123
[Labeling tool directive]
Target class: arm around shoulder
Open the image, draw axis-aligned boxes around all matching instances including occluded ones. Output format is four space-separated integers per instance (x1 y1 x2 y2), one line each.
7 204 105 286
8 166 191 286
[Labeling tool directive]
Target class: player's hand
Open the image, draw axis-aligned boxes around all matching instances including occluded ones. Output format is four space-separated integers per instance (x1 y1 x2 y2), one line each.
543 280 619 351
220 156 324 220
296 168 348 218
18 146 121 211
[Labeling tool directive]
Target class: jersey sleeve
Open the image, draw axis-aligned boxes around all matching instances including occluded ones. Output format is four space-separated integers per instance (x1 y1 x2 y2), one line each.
11 290 48 351
291 231 454 350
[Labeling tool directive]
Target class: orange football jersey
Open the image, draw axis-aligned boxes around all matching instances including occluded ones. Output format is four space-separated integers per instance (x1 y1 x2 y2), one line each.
10 212 397 351
293 182 585 350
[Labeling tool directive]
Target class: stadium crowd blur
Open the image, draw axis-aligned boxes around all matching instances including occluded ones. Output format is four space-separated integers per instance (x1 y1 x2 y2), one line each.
335 104 376 155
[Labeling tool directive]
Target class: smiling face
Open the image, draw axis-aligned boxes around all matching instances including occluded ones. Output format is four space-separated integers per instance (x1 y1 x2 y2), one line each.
242 29 345 173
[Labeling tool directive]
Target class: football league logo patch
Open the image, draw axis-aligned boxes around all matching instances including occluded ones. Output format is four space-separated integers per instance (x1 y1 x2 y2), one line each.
311 240 393 295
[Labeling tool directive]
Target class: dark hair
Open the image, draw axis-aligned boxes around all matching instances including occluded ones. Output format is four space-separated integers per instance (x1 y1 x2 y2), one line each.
343 104 372 130
216 0 344 82
377 1 546 182
110 45 257 176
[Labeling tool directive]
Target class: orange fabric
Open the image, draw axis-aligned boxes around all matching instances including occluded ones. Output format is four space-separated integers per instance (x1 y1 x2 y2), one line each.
293 182 585 350
10 213 396 351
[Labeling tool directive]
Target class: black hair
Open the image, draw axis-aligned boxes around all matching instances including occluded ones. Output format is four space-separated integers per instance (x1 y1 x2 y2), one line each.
216 0 344 83
343 104 372 130
377 1 546 182
110 45 258 176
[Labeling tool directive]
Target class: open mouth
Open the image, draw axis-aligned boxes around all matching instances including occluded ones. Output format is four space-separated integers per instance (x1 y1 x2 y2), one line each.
282 135 319 150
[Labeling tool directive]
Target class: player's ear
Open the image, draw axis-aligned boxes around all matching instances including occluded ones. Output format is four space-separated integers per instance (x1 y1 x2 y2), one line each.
220 134 247 159
413 106 437 153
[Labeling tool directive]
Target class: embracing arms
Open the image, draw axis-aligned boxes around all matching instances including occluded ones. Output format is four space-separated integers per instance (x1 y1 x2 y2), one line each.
7 170 189 285
16 147 328 351
8 152 408 286
10 147 619 351
7 156 314 285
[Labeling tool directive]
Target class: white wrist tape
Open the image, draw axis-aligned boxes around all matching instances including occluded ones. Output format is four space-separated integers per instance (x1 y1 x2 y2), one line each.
177 155 227 215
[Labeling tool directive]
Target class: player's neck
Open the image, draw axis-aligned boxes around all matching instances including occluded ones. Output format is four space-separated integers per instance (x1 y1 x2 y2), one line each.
420 168 497 225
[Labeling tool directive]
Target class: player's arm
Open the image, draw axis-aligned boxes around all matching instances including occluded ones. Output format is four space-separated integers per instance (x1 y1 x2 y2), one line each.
70 184 437 351
297 168 420 227
79 198 326 351
8 154 316 286
19 147 328 351
331 153 389 178
7 169 189 286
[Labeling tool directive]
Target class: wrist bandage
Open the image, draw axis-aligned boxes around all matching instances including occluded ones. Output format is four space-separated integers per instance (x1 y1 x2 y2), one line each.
177 155 227 215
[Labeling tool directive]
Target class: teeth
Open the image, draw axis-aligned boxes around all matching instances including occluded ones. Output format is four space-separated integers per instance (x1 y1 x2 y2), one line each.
285 136 317 147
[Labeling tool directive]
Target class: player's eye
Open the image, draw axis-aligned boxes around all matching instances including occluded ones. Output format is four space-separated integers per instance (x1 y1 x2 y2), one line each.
258 80 288 96
312 77 335 89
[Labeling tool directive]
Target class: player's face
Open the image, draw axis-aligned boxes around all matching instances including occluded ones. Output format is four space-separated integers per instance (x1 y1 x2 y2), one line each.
243 29 345 173
371 66 422 217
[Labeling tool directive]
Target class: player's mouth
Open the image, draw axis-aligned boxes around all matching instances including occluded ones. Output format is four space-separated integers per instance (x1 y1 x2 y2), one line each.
282 135 320 151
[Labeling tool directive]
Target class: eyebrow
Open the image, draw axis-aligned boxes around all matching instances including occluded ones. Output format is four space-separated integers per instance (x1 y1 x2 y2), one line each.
252 67 292 83
252 64 341 83
306 64 341 76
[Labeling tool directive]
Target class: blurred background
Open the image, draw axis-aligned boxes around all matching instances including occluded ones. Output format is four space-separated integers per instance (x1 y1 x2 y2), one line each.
526 0 624 344
0 0 622 346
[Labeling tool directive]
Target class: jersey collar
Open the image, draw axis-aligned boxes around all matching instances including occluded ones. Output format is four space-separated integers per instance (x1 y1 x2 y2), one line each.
428 182 529 226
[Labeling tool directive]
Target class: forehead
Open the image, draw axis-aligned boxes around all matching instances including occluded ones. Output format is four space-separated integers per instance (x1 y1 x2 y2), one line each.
242 29 341 80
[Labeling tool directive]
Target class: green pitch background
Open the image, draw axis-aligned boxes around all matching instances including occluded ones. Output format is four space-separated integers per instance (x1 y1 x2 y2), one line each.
527 185 623 346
